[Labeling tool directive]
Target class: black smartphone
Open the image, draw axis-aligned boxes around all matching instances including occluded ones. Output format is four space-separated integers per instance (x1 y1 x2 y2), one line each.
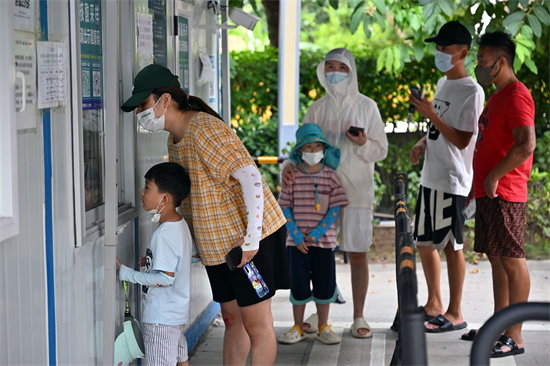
348 126 365 137
225 246 242 271
410 86 422 101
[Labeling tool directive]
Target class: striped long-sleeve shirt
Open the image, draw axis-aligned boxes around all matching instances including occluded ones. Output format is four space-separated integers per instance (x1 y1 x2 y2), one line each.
278 166 348 249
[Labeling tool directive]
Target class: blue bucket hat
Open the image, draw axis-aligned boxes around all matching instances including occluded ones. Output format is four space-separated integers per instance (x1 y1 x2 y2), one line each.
289 123 340 170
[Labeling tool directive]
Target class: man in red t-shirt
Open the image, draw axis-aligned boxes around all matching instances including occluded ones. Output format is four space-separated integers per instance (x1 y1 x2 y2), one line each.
469 31 536 358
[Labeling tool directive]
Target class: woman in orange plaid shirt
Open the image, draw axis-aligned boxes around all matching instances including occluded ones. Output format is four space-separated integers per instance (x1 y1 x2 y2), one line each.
122 64 291 366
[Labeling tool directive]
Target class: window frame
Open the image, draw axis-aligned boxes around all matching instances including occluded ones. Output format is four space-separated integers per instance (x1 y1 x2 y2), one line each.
70 0 138 247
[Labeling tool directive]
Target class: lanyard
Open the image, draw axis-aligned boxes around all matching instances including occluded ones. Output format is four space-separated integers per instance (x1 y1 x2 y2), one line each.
124 281 133 321
299 162 324 211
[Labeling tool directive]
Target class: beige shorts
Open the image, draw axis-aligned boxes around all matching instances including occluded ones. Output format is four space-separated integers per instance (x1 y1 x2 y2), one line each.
336 207 373 253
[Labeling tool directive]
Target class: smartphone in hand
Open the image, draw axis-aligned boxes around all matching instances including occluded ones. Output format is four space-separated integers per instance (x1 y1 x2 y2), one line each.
348 126 365 137
244 261 269 298
410 86 422 101
225 246 243 271
462 199 476 221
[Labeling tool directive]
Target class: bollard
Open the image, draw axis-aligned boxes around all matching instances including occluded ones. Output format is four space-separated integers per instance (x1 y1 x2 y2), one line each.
391 173 428 366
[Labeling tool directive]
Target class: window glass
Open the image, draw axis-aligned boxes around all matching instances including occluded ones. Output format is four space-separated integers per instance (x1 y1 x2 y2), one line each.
80 0 105 212
83 109 104 209
149 0 167 67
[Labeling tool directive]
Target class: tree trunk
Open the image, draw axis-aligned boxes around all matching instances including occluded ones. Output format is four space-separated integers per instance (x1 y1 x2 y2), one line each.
262 0 279 48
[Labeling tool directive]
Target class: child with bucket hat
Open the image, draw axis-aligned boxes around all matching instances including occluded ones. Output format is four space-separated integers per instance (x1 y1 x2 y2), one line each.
278 123 348 345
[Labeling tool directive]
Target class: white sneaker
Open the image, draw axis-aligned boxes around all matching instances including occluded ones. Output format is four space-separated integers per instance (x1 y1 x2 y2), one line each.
315 325 341 344
278 325 308 344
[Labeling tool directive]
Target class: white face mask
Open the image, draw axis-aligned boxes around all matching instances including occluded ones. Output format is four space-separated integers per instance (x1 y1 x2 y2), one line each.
301 150 324 166
326 71 349 84
148 195 165 222
137 97 167 132
434 50 462 73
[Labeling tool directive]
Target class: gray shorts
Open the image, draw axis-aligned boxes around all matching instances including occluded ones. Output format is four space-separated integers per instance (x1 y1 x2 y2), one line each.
142 323 188 365
336 207 373 253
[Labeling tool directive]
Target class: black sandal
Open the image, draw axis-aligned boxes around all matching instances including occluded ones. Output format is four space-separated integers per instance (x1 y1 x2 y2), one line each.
491 335 525 358
461 329 477 341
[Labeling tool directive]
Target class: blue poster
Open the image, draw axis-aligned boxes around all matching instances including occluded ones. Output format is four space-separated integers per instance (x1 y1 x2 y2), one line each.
81 54 103 110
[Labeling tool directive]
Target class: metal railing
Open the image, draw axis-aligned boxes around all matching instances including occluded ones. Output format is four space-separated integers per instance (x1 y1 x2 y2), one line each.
390 173 427 366
252 156 286 165
470 301 550 365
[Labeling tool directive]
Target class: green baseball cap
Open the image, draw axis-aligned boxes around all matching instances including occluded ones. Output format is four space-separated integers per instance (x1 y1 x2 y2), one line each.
121 64 180 112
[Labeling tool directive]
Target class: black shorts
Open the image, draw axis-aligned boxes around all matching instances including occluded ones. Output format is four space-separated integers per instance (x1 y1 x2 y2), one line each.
413 185 467 250
205 225 291 307
288 246 337 305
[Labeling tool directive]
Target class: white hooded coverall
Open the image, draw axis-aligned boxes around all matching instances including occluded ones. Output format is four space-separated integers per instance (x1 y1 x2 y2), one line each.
282 48 388 249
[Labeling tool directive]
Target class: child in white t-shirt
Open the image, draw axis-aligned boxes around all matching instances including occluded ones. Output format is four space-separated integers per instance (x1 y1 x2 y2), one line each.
117 162 193 366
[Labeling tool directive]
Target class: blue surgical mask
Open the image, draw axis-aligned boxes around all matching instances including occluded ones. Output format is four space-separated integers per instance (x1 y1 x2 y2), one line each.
326 72 349 84
434 50 462 73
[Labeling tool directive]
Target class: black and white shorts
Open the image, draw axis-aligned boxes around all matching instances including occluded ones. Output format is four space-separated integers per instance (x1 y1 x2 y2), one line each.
413 185 467 251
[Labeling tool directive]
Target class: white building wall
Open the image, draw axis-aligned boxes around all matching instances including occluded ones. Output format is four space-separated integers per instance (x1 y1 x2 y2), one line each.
0 131 49 365
1 0 221 364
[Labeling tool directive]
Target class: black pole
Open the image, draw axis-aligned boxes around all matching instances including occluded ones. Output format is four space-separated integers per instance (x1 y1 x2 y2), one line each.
391 173 427 366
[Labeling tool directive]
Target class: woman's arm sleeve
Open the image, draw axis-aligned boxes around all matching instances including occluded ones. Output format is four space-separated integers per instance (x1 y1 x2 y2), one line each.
230 165 264 251
119 265 175 287
282 206 305 244
280 159 297 171
307 206 340 242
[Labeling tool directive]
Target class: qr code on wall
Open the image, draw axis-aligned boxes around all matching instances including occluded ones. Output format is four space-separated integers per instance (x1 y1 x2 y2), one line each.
82 69 91 98
16 0 30 9
93 71 101 97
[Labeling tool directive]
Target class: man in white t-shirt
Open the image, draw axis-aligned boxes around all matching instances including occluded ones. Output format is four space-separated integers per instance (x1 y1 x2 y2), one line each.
408 21 485 333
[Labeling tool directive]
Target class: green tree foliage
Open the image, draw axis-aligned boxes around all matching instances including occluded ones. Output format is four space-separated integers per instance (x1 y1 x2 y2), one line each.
231 47 548 212
334 0 550 76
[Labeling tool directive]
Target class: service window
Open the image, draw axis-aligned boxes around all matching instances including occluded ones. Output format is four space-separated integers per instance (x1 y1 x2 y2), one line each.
76 0 135 243
79 0 106 229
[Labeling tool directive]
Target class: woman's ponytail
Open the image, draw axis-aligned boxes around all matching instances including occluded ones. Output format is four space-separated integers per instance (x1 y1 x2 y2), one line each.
153 87 224 122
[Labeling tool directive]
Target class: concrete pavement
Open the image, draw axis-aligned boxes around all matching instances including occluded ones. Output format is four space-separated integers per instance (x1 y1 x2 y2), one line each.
189 259 550 365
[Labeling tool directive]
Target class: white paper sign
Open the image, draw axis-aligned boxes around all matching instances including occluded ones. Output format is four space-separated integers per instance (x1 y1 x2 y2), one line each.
199 47 214 82
14 31 36 113
137 13 154 56
37 41 67 109
14 0 35 31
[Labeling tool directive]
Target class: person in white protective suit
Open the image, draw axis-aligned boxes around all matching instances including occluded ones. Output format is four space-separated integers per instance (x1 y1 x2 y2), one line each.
282 48 388 338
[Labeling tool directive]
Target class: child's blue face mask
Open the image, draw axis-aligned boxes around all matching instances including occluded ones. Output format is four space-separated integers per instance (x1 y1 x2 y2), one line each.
326 71 349 84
